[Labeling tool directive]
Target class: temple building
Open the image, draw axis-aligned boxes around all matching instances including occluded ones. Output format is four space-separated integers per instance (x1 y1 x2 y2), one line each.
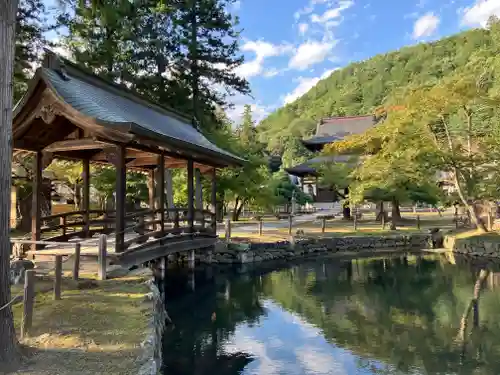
286 115 378 212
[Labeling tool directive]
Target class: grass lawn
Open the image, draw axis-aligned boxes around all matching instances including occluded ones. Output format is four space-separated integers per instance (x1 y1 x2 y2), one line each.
10 276 150 375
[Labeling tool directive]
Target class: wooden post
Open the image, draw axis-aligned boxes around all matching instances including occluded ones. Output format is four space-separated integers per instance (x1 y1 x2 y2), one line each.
54 255 62 300
148 169 155 231
82 158 90 237
31 151 42 251
225 218 231 242
195 168 203 228
381 214 385 230
157 154 165 233
353 209 358 231
258 219 263 236
73 243 81 280
211 168 217 233
321 217 326 233
60 216 67 237
98 234 107 281
165 168 174 217
187 159 194 233
417 215 421 230
115 145 126 252
455 212 459 229
487 209 492 232
21 270 35 339
288 215 293 235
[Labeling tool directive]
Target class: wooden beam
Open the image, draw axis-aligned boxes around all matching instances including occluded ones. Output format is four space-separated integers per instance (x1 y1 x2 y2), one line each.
187 159 194 233
157 154 165 233
31 151 42 252
148 170 155 230
165 168 174 215
195 168 203 212
115 145 126 253
211 168 217 232
82 158 90 237
44 138 111 153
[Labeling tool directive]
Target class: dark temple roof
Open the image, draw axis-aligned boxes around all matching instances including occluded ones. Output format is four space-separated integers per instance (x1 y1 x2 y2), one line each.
13 51 243 167
285 155 353 177
302 115 377 151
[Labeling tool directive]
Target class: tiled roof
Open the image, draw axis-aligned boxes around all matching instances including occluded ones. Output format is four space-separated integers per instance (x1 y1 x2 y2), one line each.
285 155 353 177
16 51 243 166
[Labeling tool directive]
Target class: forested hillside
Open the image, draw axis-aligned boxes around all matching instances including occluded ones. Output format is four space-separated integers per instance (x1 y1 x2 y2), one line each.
258 26 495 160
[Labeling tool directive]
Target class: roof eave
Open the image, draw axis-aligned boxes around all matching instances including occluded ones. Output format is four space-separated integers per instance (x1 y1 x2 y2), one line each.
96 119 245 168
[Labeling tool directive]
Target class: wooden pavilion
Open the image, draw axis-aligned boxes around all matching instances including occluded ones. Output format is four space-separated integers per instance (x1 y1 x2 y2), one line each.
13 50 243 262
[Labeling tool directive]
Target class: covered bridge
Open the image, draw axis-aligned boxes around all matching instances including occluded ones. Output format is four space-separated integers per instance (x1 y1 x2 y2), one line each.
13 50 243 265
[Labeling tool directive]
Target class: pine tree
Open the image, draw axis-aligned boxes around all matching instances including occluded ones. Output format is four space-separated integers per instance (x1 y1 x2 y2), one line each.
57 0 138 83
172 0 250 128
14 0 45 101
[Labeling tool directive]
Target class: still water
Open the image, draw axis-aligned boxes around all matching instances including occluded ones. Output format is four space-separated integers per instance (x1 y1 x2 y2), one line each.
159 253 500 375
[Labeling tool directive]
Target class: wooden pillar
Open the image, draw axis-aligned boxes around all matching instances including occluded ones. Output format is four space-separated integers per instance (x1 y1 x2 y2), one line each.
211 168 217 233
115 146 126 253
31 151 42 251
195 168 203 226
157 154 165 233
187 159 194 233
82 158 90 237
148 169 155 230
165 168 174 216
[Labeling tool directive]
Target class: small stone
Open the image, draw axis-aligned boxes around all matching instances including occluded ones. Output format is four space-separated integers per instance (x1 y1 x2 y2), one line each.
9 259 34 285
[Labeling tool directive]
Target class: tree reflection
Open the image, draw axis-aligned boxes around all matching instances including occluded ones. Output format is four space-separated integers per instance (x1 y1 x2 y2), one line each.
262 254 500 375
160 267 265 375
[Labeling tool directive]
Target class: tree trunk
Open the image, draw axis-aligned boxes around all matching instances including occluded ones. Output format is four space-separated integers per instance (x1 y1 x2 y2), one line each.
342 204 351 220
451 168 487 232
391 198 402 222
232 198 245 221
0 0 21 369
375 201 385 222
457 269 490 344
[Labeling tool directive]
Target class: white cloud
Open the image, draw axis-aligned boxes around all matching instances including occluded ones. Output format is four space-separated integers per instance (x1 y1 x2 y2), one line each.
233 0 241 11
412 12 440 39
462 0 500 27
298 23 309 35
235 40 293 78
310 0 354 23
288 41 336 70
283 68 338 104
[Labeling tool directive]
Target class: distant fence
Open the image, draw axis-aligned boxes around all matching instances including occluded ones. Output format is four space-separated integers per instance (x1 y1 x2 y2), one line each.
222 210 480 241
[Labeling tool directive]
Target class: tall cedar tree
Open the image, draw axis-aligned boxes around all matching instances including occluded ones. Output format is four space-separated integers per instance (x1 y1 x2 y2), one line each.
57 0 138 83
58 0 250 131
14 0 45 102
172 0 250 129
0 0 20 370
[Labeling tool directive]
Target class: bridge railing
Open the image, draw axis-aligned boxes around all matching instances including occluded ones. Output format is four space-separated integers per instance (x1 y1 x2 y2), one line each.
39 207 216 246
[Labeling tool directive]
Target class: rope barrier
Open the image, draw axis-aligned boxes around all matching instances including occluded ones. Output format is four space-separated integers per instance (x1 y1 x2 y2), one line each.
0 291 23 312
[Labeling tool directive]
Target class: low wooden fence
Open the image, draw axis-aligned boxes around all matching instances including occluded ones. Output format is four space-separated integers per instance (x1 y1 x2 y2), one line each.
8 236 110 338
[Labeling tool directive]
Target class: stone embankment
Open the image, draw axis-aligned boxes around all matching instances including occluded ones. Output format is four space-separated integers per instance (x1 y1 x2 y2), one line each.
444 234 500 258
193 234 435 264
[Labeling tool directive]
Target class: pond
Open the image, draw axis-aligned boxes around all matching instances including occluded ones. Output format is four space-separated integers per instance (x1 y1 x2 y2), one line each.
159 253 500 375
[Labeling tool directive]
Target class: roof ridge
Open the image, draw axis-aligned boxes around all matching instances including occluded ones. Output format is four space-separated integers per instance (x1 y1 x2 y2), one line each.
322 114 374 121
41 49 194 125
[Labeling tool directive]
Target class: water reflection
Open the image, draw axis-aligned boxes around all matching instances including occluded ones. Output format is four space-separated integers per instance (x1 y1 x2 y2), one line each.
160 254 500 375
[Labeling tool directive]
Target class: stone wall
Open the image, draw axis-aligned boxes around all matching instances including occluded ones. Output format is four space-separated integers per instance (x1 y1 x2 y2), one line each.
138 278 167 375
196 234 433 264
444 235 500 258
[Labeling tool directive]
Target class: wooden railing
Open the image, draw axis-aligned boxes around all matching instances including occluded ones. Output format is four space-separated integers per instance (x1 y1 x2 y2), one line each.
39 207 216 247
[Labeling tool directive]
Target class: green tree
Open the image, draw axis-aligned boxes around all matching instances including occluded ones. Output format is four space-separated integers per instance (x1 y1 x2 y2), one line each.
14 0 45 102
172 0 250 128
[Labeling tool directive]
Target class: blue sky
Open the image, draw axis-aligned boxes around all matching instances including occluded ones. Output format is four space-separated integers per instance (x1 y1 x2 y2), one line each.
228 0 500 123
